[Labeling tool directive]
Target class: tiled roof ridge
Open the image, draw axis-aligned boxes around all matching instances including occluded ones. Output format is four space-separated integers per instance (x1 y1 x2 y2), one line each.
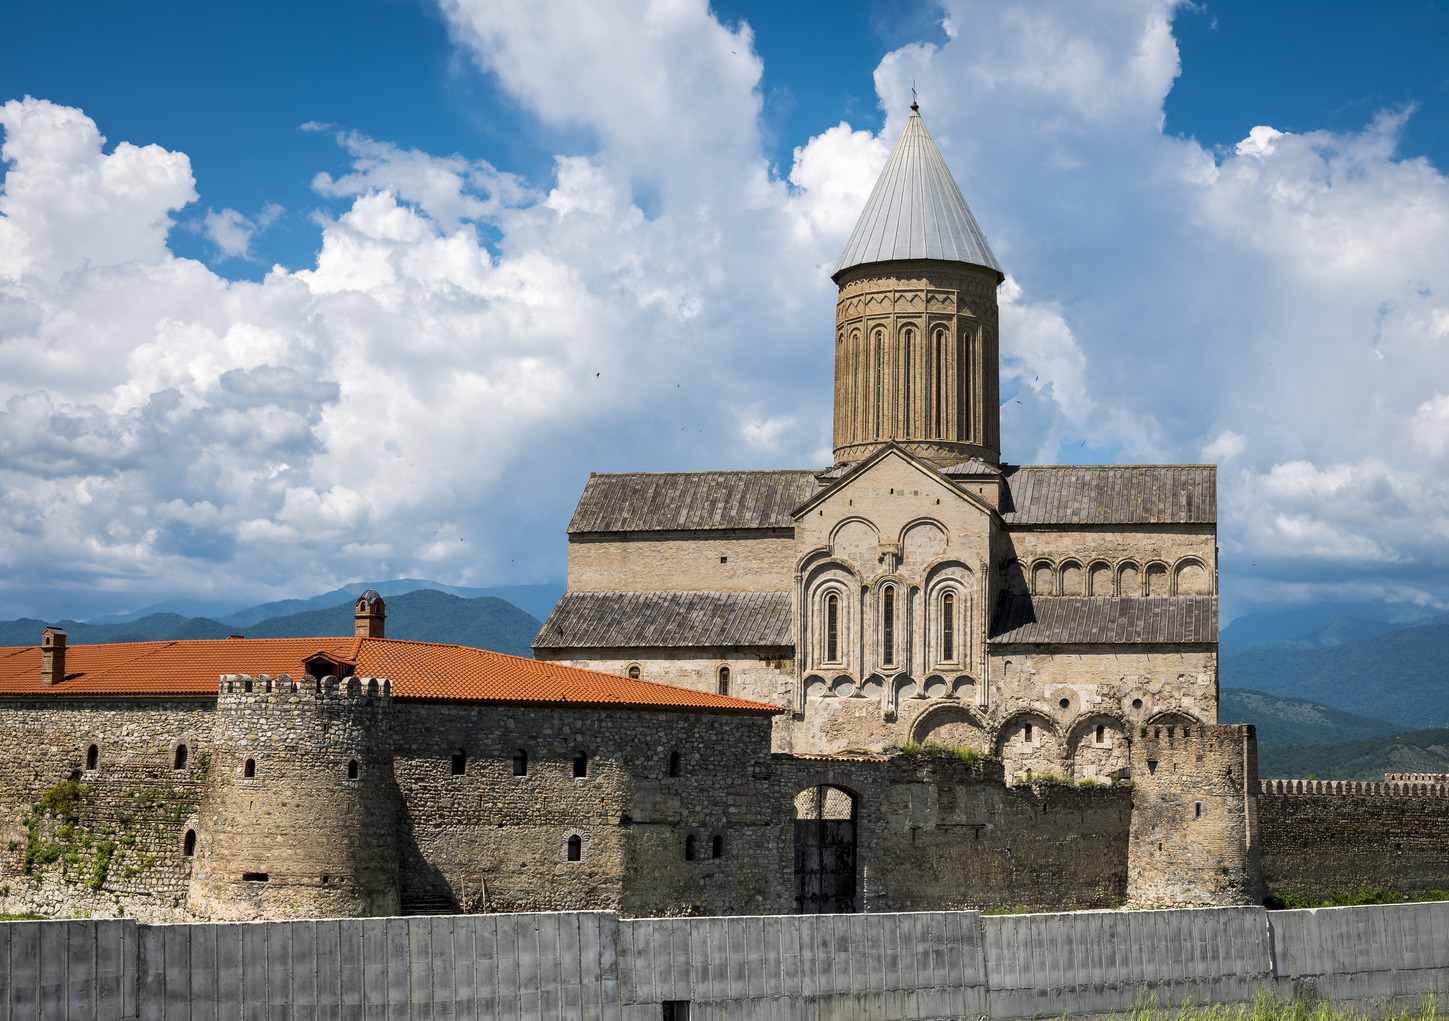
587 468 822 477
1009 463 1218 470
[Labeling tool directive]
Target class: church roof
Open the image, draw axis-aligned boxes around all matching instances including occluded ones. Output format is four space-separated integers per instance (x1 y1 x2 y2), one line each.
988 596 1218 645
568 470 821 533
568 465 1214 534
999 466 1215 526
834 106 1002 279
534 591 792 650
0 636 779 713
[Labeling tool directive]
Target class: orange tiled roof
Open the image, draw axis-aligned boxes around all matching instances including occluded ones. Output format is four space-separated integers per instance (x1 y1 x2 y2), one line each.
0 637 781 715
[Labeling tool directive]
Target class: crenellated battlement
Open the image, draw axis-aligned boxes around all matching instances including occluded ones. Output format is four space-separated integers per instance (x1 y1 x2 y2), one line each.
1386 773 1449 784
1261 779 1449 797
216 673 391 700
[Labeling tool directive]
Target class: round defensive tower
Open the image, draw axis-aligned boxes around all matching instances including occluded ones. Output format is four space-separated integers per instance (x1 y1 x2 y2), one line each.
187 670 400 920
831 103 1005 468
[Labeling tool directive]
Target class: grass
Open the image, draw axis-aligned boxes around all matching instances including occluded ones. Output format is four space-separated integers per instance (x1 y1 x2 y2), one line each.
1111 991 1445 1021
1264 888 1449 910
892 739 982 767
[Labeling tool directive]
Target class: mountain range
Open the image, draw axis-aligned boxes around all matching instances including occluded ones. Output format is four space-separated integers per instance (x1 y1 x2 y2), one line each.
0 588 543 658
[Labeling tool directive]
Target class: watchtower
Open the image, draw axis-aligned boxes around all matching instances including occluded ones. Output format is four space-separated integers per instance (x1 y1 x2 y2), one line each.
186 670 400 919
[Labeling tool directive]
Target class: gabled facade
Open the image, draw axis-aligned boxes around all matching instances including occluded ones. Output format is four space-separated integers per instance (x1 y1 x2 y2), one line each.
535 105 1221 782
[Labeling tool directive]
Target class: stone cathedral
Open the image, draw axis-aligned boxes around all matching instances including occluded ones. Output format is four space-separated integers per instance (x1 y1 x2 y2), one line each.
535 105 1218 782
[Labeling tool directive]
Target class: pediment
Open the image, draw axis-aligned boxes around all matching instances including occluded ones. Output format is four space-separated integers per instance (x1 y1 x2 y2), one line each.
791 443 996 522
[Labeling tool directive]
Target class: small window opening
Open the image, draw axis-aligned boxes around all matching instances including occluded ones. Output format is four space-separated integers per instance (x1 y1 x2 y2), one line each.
1195 802 1202 818
825 594 840 663
451 750 467 775
1096 725 1105 744
717 665 730 696
513 749 528 776
566 834 582 861
668 751 682 778
242 872 269 883
628 665 641 679
719 556 727 564
347 759 359 780
1132 698 1143 709
85 744 99 771
882 586 896 667
712 834 723 859
662 1001 691 1021
573 751 588 778
1023 723 1033 742
243 679 252 693
1059 698 1070 709
321 875 330 885
684 835 697 861
942 593 955 661
174 744 188 770
183 830 196 857
243 758 256 778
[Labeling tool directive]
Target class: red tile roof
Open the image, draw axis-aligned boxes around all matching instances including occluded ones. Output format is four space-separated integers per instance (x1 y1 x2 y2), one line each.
0 637 781 715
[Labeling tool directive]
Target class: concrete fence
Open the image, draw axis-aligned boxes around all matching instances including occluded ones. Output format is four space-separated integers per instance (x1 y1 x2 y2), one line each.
4 902 1449 1020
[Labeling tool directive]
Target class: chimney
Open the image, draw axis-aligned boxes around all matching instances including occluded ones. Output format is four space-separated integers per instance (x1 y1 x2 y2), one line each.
41 627 67 685
354 590 385 639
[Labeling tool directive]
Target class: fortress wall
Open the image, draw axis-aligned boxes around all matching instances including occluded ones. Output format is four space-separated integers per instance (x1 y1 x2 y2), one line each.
565 531 797 593
1258 780 1449 898
391 704 789 918
774 755 1132 913
0 698 211 922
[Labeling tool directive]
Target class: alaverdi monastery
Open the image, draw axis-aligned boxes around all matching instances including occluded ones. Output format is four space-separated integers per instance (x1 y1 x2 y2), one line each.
4 106 1441 926
535 102 1218 781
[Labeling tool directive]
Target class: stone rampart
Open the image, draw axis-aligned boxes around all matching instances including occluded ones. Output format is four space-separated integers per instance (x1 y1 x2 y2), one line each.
9 902 1449 1020
1259 777 1449 899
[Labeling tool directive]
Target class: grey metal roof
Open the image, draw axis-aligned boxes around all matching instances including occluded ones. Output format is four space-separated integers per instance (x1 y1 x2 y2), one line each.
1002 466 1215 526
988 596 1218 645
534 591 793 650
568 471 821 534
834 107 1002 278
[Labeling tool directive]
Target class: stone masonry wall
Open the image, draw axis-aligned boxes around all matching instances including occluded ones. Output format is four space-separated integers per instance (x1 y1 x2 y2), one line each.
390 704 787 917
0 698 211 923
566 531 797 593
1258 780 1449 899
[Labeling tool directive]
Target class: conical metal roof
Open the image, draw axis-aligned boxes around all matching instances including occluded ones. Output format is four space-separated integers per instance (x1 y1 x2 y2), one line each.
833 106 1001 279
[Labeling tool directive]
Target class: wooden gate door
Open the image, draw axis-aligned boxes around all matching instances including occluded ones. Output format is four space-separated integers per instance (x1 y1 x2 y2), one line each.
794 785 857 914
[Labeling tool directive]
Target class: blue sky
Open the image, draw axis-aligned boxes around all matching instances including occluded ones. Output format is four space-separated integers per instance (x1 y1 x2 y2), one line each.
1 0 1448 623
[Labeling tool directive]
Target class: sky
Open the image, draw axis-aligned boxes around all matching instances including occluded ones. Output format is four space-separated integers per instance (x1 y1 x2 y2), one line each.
1 0 1448 625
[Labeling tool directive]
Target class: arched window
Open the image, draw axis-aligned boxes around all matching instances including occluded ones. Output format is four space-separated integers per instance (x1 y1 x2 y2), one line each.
567 834 582 862
882 586 896 668
717 665 730 695
684 835 697 861
243 758 256 778
183 830 196 857
627 665 640 679
173 744 188 770
513 749 528 776
825 594 840 663
85 744 99 771
942 593 955 661
668 751 682 778
573 751 588 778
347 759 360 780
712 834 723 859
450 750 467 776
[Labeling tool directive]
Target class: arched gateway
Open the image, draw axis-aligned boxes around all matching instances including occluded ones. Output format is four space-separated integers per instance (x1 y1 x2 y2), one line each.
793 785 857 914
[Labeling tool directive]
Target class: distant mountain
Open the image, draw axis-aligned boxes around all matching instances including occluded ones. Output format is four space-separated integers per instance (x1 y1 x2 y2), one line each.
1259 729 1449 782
1221 621 1449 729
1220 601 1440 650
80 579 565 630
1220 689 1404 748
0 590 544 658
